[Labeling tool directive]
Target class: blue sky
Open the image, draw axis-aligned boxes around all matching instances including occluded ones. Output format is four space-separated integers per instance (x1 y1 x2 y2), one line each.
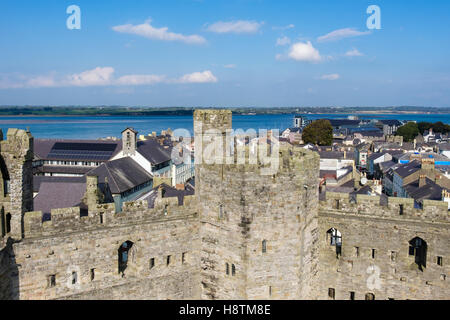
1 0 449 107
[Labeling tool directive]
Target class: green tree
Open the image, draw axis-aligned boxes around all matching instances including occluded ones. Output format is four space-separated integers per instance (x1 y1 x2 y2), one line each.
418 122 432 135
302 119 333 146
396 122 419 142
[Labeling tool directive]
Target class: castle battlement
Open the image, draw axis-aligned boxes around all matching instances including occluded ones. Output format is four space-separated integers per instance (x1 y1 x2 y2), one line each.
22 195 198 239
320 191 450 222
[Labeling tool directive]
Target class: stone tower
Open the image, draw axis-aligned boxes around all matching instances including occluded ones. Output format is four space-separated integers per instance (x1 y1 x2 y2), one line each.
122 128 138 157
195 110 321 300
0 128 34 240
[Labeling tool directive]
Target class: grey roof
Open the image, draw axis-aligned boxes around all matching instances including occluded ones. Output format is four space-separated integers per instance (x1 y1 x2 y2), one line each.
394 160 421 178
87 157 153 194
327 119 361 127
378 160 398 172
318 151 354 160
439 143 450 151
352 130 384 138
34 181 86 215
33 176 85 193
406 178 444 202
368 152 386 161
34 139 121 162
379 120 402 126
34 165 93 175
136 139 172 165
144 183 195 208
398 152 449 162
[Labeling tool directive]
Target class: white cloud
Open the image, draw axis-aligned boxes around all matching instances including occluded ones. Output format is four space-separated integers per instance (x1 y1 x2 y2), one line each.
345 48 364 57
67 67 115 87
317 28 371 42
115 74 166 86
272 24 295 30
177 70 218 83
0 67 218 88
276 36 291 46
320 74 340 80
112 19 206 44
206 20 263 34
224 64 236 69
287 41 321 62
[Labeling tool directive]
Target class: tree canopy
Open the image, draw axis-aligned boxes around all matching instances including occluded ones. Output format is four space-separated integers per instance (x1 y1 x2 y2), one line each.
302 119 333 146
418 121 450 135
395 122 419 142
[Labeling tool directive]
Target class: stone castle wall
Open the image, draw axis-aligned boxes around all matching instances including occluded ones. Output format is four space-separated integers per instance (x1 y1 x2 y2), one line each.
12 197 201 300
317 192 450 300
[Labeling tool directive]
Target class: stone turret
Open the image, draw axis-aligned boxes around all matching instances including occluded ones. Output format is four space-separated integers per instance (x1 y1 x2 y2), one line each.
195 109 320 299
82 175 103 209
122 128 138 157
0 128 34 240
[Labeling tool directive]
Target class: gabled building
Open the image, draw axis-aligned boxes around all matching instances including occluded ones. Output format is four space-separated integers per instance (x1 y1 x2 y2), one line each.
33 139 121 177
87 156 154 211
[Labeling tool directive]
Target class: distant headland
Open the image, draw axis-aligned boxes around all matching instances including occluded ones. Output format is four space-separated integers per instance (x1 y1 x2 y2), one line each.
0 106 449 117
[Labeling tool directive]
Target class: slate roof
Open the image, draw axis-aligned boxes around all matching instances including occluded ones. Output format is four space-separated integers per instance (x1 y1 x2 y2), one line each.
394 160 421 178
34 139 121 162
378 160 398 173
143 183 195 208
87 157 153 194
379 120 402 126
368 152 387 161
405 178 444 202
327 119 361 127
33 166 93 175
33 176 85 193
34 181 86 215
136 139 172 165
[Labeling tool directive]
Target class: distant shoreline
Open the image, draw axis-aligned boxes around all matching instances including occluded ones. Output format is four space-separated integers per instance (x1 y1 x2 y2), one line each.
0 107 449 117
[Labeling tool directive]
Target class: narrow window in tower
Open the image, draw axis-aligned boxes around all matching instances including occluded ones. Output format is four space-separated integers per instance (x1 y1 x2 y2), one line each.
399 204 404 215
355 247 360 257
390 251 397 262
182 252 187 264
335 199 340 209
5 213 11 234
48 275 56 288
90 269 95 281
99 213 104 224
166 255 171 266
262 240 267 253
219 204 224 220
225 263 229 275
231 264 236 276
0 209 5 237
350 292 355 300
437 256 443 266
71 271 77 285
150 258 155 270
328 288 335 300
372 249 376 259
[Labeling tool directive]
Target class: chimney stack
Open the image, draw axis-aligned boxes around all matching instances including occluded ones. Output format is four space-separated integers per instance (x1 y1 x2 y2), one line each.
419 175 427 188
